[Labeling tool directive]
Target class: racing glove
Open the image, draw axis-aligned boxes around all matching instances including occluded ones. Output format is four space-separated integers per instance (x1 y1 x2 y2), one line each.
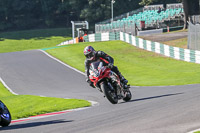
108 63 113 69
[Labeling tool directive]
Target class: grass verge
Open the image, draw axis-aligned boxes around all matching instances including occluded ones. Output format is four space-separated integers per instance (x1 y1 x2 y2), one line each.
0 82 91 120
46 40 200 86
0 28 91 120
0 28 198 120
162 37 187 49
0 28 72 53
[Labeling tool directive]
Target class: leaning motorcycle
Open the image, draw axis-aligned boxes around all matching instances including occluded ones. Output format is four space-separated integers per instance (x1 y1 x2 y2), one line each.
89 61 132 104
0 100 11 127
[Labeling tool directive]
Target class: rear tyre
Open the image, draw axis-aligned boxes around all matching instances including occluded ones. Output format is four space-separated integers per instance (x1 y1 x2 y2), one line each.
0 101 11 127
101 82 118 104
123 90 132 102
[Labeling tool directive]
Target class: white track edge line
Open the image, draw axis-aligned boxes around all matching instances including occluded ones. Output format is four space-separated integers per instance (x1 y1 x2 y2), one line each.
39 50 199 88
39 50 137 88
39 49 100 105
188 128 200 133
12 104 95 123
0 50 98 123
39 49 85 75
0 77 18 95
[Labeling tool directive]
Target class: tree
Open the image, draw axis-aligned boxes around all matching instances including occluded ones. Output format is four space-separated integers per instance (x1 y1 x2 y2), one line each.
182 0 189 29
114 0 141 16
139 0 180 6
4 0 191 31
80 0 111 23
139 0 156 5
0 0 14 30
80 0 141 24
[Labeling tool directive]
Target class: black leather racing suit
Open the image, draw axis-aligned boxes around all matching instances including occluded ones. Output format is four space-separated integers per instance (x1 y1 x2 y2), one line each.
84 51 121 84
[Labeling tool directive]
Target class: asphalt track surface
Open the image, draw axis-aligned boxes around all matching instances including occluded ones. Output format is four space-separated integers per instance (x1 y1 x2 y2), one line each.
0 50 200 133
141 31 188 42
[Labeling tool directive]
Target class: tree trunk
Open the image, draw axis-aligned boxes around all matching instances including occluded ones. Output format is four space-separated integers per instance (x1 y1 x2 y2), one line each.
182 0 189 29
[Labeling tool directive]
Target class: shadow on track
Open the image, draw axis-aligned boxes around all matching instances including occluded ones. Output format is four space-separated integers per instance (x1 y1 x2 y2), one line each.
120 93 183 104
0 119 73 131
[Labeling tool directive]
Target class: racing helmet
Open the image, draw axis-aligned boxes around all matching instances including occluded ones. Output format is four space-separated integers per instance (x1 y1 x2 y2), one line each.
84 46 96 60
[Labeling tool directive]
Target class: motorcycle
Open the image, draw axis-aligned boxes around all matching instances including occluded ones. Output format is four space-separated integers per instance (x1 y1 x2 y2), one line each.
0 100 11 127
89 61 132 104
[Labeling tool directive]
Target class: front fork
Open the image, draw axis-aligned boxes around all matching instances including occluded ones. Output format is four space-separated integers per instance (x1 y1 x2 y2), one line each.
109 80 123 99
107 82 115 93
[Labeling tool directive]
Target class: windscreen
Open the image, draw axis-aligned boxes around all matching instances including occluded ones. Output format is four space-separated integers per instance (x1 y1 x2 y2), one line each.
90 61 101 71
89 61 103 77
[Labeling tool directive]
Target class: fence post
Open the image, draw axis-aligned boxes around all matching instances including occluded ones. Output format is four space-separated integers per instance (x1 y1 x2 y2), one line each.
187 22 190 49
167 26 170 32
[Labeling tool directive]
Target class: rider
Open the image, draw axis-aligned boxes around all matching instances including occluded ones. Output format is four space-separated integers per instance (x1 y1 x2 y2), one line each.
84 45 128 88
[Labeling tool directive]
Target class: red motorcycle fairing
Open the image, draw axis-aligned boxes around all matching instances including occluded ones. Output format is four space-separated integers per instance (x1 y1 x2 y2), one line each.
89 62 121 89
90 67 111 87
89 61 132 104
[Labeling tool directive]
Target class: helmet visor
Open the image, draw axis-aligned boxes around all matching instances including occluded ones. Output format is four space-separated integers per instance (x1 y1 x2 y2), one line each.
86 52 95 60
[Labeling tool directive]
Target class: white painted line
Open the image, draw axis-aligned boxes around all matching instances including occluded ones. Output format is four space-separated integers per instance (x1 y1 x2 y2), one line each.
39 50 195 88
0 77 99 123
88 100 99 106
39 50 85 76
188 128 200 133
11 98 99 123
38 50 100 105
10 94 98 123
40 50 138 88
0 50 99 124
0 77 18 95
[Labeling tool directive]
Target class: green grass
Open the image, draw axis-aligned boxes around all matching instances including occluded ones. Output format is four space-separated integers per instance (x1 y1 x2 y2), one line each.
46 40 200 86
0 28 91 120
0 28 199 120
0 28 72 53
164 29 188 34
0 82 91 120
194 131 200 133
162 37 188 49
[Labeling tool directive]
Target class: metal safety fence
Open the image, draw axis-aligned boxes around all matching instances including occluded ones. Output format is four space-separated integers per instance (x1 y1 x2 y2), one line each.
95 21 137 36
95 3 184 34
188 22 200 50
190 15 200 24
83 31 200 64
96 8 143 24
120 32 200 64
57 31 200 64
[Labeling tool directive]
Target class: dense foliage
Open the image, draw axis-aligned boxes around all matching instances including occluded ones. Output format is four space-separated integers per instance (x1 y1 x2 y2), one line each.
0 0 180 31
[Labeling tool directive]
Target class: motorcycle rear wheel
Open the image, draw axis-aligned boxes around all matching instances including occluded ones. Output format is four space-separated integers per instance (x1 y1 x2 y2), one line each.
0 101 11 127
101 82 118 104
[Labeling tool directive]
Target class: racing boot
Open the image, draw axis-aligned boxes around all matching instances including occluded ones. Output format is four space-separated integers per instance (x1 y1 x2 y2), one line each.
118 73 128 89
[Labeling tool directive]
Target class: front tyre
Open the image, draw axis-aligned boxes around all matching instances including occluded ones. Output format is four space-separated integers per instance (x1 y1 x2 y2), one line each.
101 82 118 104
0 101 11 127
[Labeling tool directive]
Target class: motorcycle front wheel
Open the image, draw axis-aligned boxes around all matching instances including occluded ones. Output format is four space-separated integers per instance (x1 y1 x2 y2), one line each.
101 82 118 104
0 100 11 127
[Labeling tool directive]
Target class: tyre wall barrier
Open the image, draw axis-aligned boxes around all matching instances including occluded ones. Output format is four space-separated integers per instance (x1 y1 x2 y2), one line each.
57 31 200 64
83 32 120 42
120 32 200 64
57 32 120 46
57 38 77 46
